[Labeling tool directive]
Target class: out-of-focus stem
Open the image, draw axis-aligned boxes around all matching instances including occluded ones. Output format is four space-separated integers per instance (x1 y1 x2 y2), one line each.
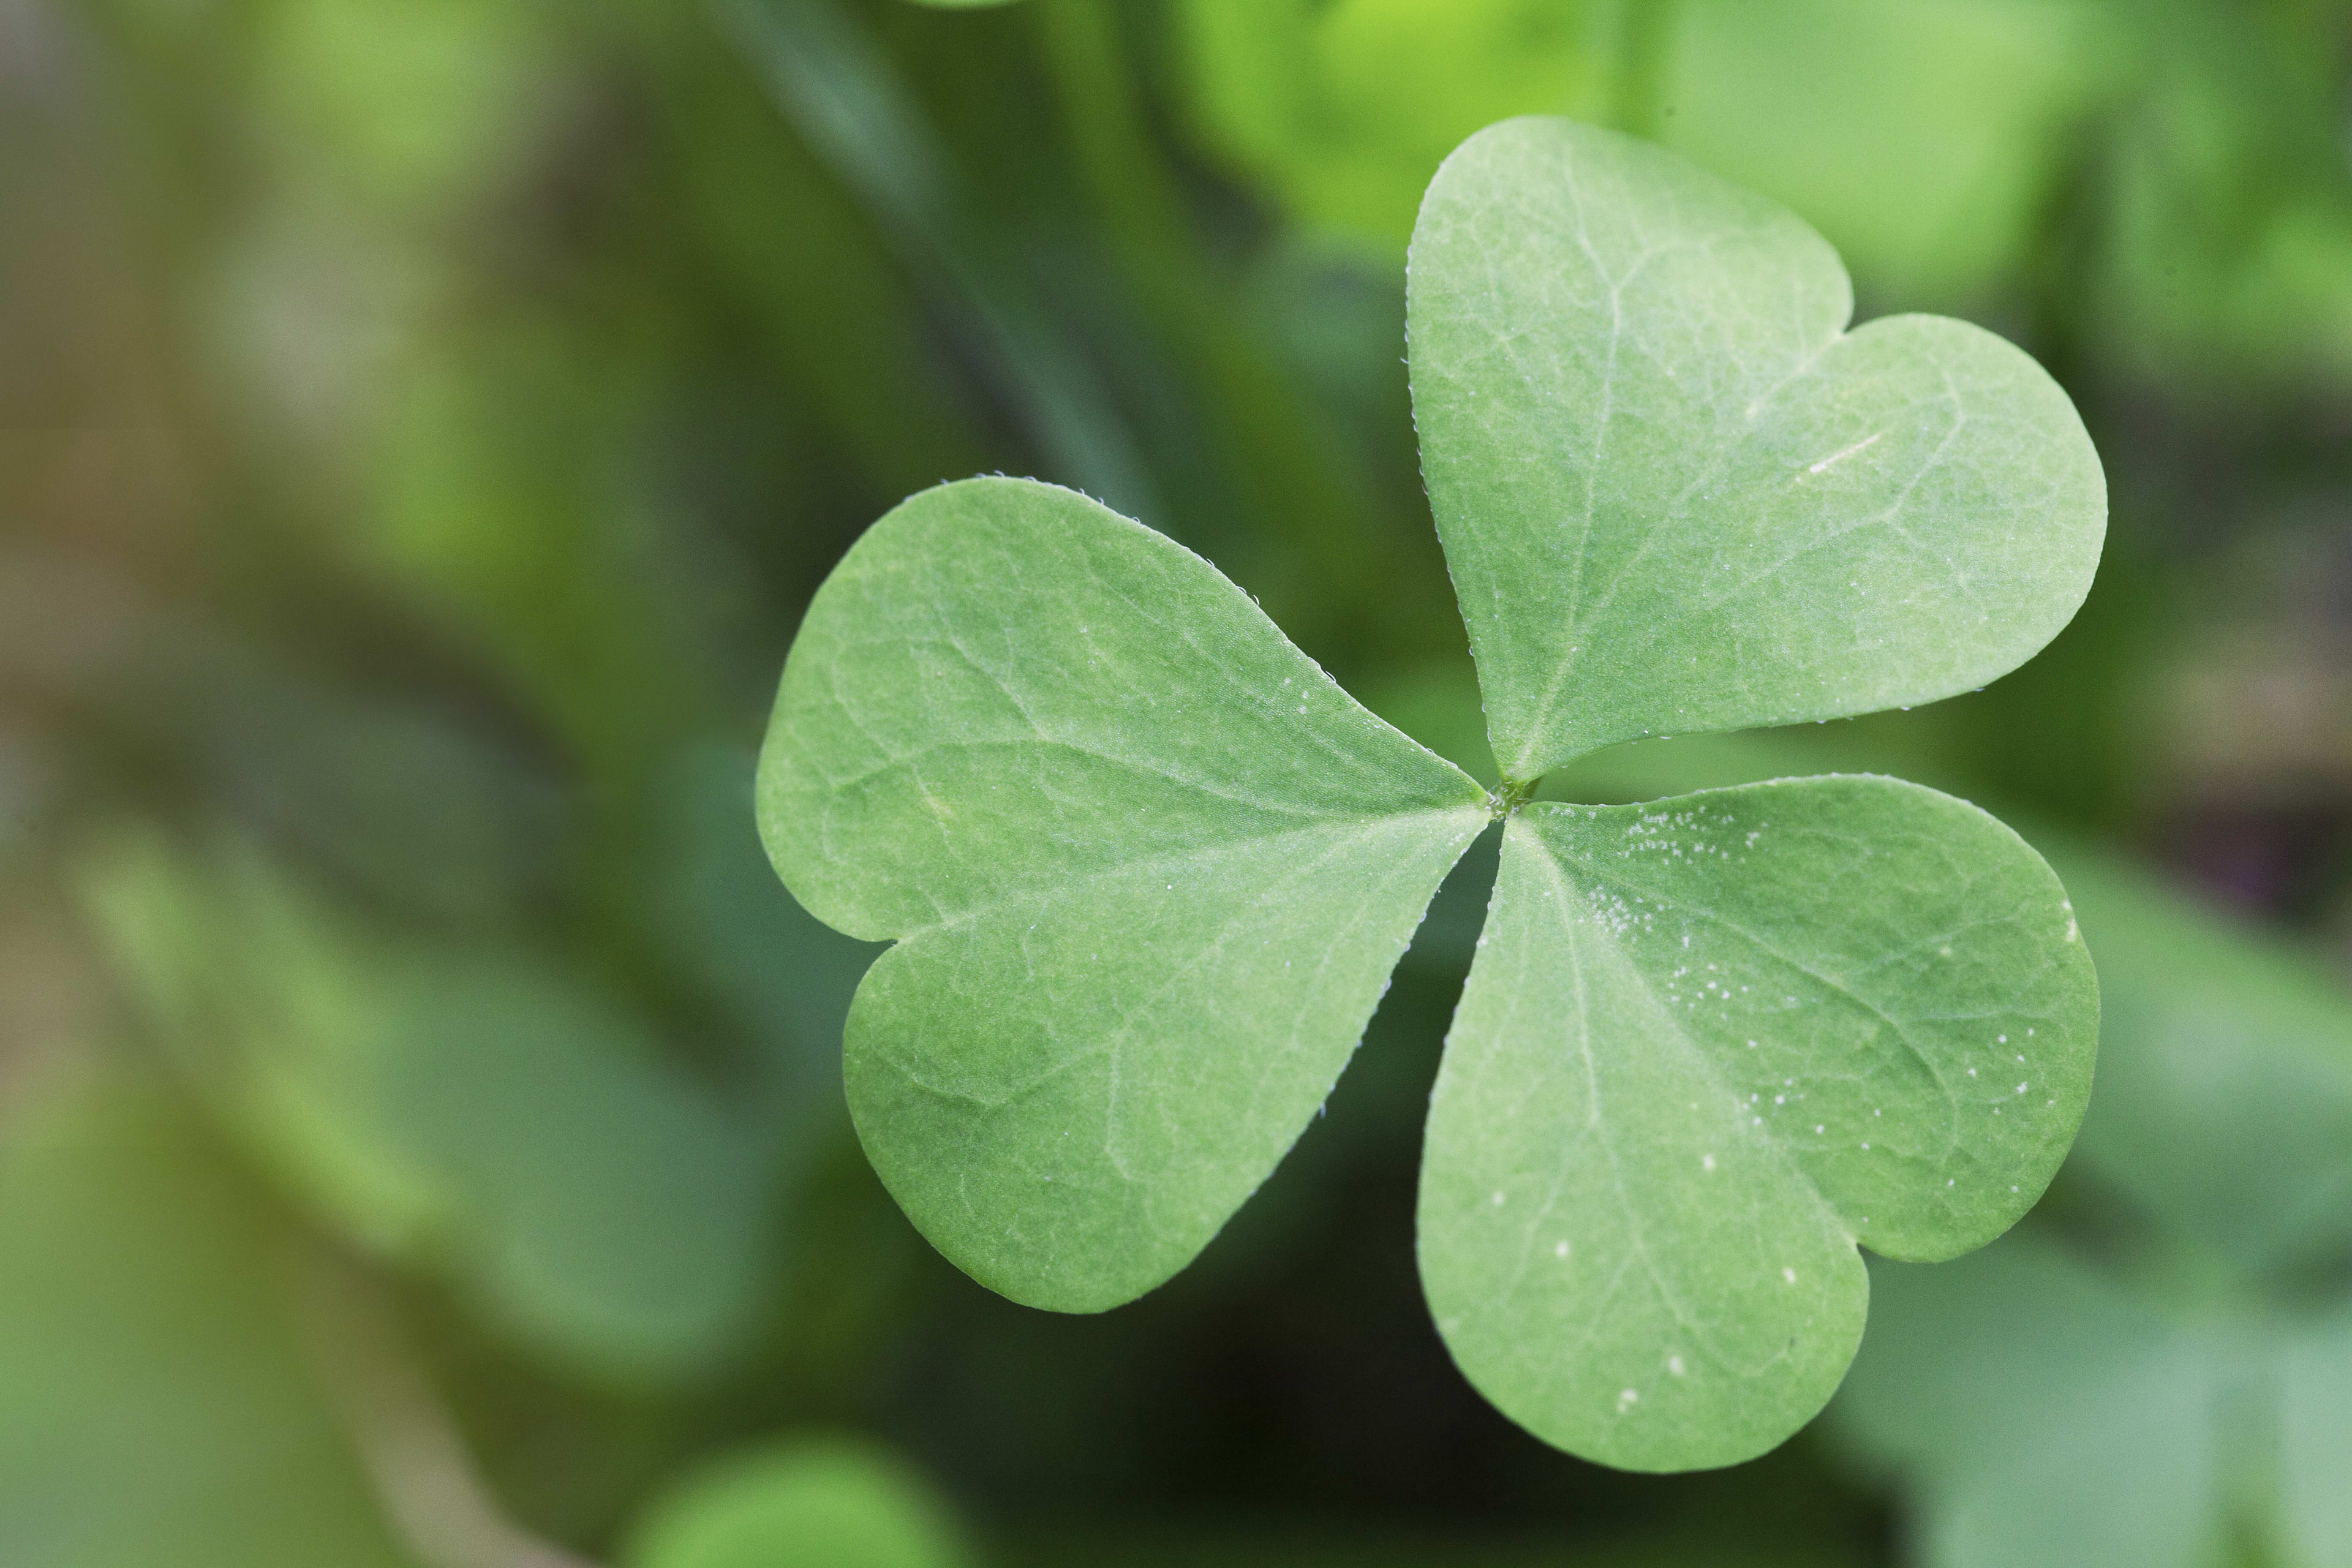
292 1251 603 1568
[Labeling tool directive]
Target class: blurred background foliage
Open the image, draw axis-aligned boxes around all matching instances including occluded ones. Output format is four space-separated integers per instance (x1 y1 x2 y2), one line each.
3 0 2352 1564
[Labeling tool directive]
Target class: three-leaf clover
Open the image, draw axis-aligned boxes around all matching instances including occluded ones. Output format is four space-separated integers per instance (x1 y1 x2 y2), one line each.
758 117 2105 1470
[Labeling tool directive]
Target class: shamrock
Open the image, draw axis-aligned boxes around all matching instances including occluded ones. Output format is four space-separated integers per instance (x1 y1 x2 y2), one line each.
759 117 2105 1469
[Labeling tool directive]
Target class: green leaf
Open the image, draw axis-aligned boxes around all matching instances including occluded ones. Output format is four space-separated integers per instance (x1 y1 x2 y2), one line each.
1420 777 2095 1469
1659 0 2122 306
625 1438 971 1568
1009 1525 1862 1568
758 477 1490 1311
1835 1244 2225 1568
0 1076 417 1568
2281 1313 2352 1564
1178 2 2116 304
78 831 780 1386
2038 842 2352 1278
1408 116 2105 783
258 0 556 221
1838 1238 2352 1568
1177 0 1614 247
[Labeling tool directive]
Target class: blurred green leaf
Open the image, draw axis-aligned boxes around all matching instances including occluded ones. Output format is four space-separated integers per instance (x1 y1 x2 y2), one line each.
624 1438 972 1568
2091 12 2352 389
2278 1311 2352 1563
1833 1242 2226 1568
0 1074 416 1568
2040 843 2352 1281
1011 1534 1861 1568
78 831 782 1387
1180 0 2118 306
1836 1240 2352 1568
253 0 559 219
1659 0 2120 306
1178 0 1617 247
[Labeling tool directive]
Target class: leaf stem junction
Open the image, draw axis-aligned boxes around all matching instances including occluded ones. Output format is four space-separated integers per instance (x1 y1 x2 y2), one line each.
1492 776 1540 820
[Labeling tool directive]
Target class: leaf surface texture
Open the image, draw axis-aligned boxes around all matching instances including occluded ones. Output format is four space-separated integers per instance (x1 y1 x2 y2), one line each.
761 477 1488 1308
1409 117 2105 779
1421 777 2095 1467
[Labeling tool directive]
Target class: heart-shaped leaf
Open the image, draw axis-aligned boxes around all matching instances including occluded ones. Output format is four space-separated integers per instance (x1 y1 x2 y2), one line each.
1420 777 2096 1469
759 477 1490 1310
1409 116 2105 782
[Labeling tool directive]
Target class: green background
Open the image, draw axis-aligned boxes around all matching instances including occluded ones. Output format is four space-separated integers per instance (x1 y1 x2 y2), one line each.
4 1 2352 1564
